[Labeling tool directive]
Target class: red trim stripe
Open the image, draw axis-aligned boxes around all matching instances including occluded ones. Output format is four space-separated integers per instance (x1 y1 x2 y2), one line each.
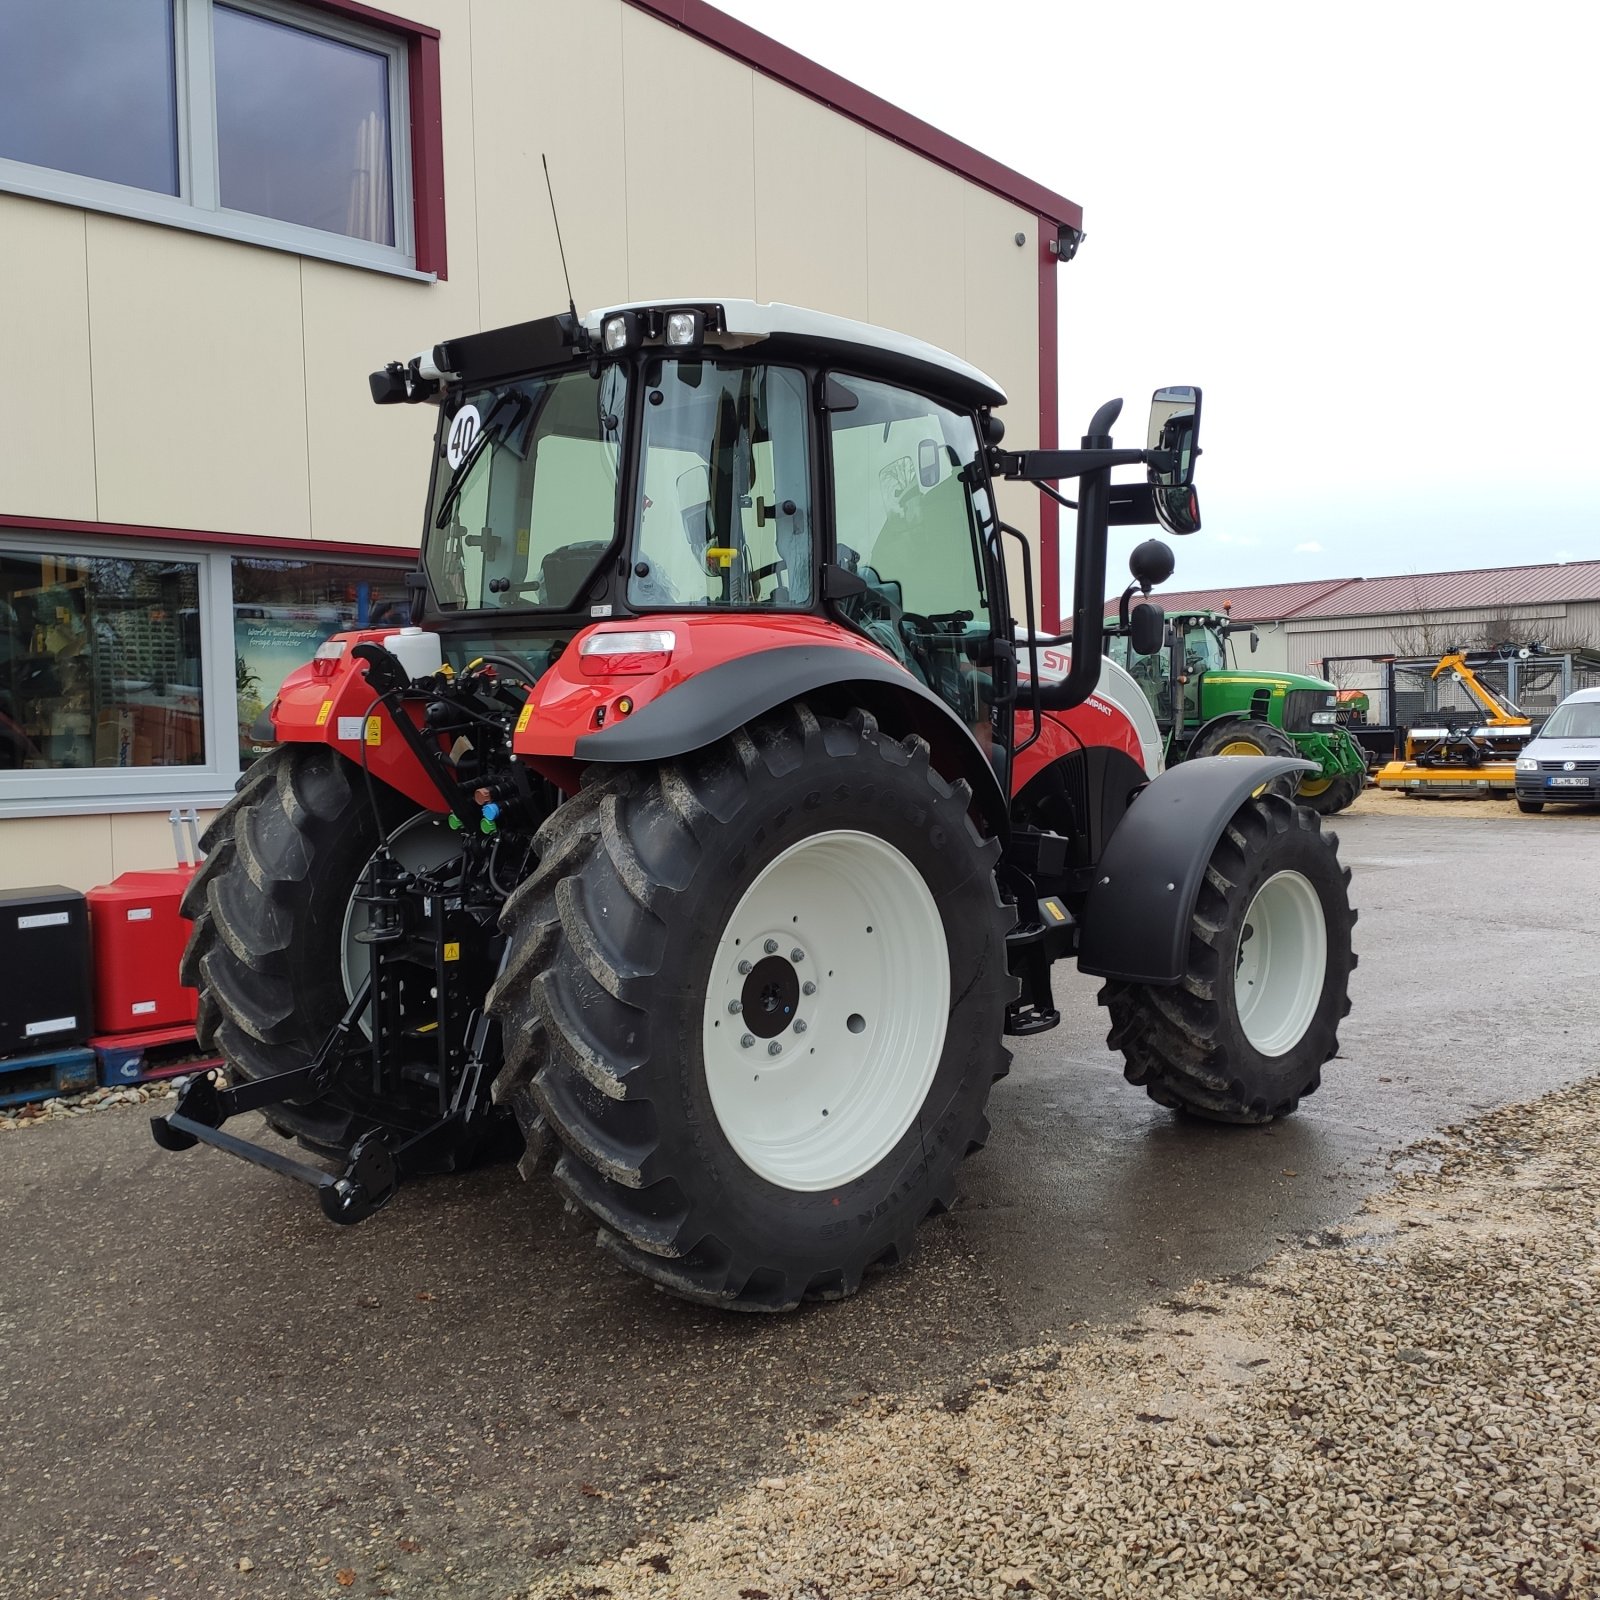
408 34 447 278
0 515 413 565
626 0 1082 231
1037 219 1060 634
301 0 438 40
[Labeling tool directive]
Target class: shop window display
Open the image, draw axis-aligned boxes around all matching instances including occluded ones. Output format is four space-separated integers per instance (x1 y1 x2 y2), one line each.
0 550 204 772
230 557 405 764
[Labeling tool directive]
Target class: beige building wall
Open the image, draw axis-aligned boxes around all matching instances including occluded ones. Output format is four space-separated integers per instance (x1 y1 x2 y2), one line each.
0 0 1057 892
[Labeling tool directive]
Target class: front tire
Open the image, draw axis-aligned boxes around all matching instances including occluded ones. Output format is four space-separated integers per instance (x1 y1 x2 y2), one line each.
1517 799 1544 814
1100 792 1355 1124
1297 770 1363 815
487 703 1014 1311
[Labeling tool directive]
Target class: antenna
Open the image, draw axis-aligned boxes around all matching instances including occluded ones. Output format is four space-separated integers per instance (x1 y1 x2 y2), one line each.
542 154 578 324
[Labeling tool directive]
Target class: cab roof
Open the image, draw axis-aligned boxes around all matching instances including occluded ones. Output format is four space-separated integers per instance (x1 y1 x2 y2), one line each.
433 298 1006 410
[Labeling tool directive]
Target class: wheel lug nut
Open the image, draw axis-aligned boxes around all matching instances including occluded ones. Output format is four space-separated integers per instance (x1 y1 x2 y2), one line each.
790 948 804 962
793 1019 807 1034
741 1034 755 1049
764 938 779 954
802 981 816 996
767 1040 782 1056
727 999 742 1015
737 960 752 975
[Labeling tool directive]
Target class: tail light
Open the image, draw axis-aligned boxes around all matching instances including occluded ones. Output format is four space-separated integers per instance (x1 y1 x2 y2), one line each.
578 629 677 677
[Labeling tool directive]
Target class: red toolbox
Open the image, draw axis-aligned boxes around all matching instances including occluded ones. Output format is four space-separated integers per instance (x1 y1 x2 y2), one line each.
86 866 200 1033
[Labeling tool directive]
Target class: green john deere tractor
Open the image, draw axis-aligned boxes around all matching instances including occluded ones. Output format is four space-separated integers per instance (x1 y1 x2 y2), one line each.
1106 608 1368 814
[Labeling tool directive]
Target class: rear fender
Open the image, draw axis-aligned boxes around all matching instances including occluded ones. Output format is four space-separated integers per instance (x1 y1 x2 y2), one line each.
270 631 449 813
1076 755 1314 984
517 614 1009 829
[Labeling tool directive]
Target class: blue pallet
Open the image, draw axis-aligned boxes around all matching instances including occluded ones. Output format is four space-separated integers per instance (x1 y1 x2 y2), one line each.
0 1046 98 1109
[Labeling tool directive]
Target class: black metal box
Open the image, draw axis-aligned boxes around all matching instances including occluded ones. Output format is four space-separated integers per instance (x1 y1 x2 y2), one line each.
0 885 93 1055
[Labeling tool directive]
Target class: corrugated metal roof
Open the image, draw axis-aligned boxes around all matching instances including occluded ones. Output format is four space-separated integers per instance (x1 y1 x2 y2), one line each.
1103 578 1358 622
1289 561 1600 618
1107 561 1600 622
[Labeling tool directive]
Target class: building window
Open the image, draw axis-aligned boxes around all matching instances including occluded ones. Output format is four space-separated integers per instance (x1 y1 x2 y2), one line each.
0 0 180 197
0 0 443 278
0 533 405 814
0 547 206 775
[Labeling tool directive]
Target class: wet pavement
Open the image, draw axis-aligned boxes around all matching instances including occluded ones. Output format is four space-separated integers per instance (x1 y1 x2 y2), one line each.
2 806 1596 1599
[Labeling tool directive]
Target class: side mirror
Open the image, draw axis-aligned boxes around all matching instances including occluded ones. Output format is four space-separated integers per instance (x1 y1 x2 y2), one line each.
1129 538 1175 590
1250 629 1260 654
1130 602 1166 656
1148 386 1202 537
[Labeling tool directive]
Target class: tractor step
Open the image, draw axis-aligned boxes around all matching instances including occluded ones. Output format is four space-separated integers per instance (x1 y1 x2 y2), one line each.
1004 897 1074 1037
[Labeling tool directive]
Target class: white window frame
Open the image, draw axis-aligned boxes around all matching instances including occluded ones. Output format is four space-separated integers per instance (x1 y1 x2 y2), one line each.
0 533 409 818
0 0 425 281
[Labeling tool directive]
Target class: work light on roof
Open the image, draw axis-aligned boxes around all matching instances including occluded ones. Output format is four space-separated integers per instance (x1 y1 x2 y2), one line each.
665 309 705 347
602 312 639 352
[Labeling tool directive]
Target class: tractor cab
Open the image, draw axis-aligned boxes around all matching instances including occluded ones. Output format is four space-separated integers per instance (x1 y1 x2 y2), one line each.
387 300 1006 762
1108 609 1241 732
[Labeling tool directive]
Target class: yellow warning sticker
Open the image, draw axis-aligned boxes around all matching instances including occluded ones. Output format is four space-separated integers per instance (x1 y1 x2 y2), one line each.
365 716 382 746
443 942 460 962
1043 898 1068 923
515 703 534 735
315 699 333 726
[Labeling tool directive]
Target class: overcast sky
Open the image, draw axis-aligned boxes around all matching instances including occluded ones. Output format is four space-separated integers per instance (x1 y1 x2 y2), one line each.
719 0 1599 599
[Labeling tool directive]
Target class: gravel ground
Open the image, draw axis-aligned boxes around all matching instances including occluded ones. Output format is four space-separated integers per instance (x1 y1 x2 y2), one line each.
538 1077 1600 1600
0 1072 216 1133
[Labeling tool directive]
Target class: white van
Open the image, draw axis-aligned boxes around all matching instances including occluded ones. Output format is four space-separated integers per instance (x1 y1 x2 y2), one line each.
1514 685 1600 812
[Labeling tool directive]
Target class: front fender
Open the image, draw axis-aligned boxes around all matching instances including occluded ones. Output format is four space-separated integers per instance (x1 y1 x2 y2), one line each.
1076 755 1314 984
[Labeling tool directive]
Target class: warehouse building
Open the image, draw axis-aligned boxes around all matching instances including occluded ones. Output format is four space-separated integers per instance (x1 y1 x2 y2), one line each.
0 0 1083 892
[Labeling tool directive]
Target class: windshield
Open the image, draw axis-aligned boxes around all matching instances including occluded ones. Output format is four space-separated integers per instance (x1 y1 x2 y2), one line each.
424 366 627 613
1538 700 1600 739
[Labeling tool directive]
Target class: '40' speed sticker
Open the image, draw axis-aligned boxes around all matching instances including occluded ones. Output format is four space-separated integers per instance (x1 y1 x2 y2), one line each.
446 404 481 470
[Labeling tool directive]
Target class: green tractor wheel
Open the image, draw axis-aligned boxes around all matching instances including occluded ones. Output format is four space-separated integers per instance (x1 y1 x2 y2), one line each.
1295 771 1364 816
1188 718 1299 797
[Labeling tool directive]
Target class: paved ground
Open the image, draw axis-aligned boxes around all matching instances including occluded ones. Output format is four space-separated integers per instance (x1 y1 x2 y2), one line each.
1 801 1596 1599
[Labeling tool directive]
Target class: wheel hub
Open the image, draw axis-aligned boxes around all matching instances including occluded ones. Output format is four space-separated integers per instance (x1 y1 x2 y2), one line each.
739 954 802 1040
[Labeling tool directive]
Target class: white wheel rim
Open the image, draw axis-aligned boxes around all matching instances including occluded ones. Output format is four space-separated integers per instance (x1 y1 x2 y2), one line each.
1233 869 1327 1057
340 813 463 1036
702 829 950 1192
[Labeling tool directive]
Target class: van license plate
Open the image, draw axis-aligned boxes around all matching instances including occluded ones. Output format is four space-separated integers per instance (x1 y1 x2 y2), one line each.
1549 776 1587 787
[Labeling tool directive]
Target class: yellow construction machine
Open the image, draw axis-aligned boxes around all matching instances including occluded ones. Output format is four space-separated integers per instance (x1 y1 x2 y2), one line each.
1376 650 1534 795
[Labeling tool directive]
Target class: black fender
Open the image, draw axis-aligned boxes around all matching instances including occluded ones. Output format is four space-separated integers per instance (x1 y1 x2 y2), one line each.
1076 755 1315 984
571 643 1010 829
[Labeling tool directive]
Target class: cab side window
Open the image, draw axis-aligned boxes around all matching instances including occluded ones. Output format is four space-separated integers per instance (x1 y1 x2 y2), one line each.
826 375 995 732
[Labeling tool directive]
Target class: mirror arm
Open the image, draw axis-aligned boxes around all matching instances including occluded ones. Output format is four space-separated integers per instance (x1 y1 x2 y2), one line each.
994 446 1155 480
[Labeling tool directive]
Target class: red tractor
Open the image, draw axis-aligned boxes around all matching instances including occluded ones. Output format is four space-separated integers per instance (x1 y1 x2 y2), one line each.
158 300 1355 1311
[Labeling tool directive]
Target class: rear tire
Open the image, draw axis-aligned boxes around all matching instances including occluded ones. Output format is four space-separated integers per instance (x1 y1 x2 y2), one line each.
181 745 457 1151
487 702 1014 1311
1100 792 1355 1124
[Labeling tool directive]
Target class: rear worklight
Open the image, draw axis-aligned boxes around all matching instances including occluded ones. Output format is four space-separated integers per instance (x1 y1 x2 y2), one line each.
578 629 677 677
